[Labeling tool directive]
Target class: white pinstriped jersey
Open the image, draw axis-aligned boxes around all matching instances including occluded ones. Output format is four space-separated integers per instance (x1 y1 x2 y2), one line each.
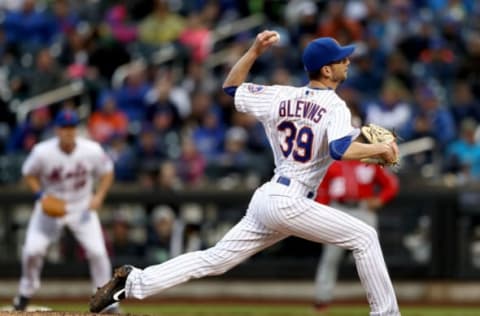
235 83 359 189
22 137 113 205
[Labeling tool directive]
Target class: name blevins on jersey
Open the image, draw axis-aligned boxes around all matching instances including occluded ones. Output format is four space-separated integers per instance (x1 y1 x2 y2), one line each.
279 99 327 123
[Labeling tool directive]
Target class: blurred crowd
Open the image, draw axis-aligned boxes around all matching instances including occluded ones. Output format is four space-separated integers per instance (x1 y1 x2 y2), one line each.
56 203 206 265
0 0 480 188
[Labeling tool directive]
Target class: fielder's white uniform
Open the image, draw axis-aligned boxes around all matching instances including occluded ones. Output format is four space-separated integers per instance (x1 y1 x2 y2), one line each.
18 137 113 297
125 83 400 316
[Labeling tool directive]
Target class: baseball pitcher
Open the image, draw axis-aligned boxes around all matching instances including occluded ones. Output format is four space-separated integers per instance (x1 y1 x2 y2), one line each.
90 31 401 316
13 109 116 312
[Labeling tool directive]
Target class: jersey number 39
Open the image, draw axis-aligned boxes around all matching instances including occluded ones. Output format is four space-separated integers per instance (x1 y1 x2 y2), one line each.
277 120 313 163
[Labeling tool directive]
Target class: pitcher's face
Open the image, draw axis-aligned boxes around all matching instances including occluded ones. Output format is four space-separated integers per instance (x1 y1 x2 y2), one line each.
327 57 351 83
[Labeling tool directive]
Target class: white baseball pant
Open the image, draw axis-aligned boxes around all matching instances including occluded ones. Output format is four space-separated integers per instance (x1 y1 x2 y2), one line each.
18 203 111 297
126 177 400 316
315 203 378 303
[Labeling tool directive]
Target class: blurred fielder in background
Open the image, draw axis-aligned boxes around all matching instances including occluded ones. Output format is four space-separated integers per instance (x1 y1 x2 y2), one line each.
314 160 399 311
13 109 117 312
90 30 401 316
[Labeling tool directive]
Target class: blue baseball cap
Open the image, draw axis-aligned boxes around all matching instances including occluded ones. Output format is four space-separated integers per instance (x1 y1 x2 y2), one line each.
55 109 80 127
302 38 356 72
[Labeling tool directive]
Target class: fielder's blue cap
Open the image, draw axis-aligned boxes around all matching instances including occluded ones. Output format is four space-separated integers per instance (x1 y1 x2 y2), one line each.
55 109 80 127
302 37 356 72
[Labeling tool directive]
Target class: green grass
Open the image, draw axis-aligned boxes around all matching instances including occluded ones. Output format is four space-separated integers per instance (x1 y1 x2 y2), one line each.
11 302 480 316
125 304 480 316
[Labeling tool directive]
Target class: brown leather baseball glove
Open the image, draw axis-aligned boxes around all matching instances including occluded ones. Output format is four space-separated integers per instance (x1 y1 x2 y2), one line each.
360 123 399 166
41 195 67 217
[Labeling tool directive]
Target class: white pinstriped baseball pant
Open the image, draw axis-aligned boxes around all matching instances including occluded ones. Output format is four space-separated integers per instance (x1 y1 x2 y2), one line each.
126 176 400 316
315 203 379 304
19 203 111 297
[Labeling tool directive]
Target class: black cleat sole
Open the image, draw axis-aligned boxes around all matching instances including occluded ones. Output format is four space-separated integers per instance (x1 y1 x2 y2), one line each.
89 265 132 313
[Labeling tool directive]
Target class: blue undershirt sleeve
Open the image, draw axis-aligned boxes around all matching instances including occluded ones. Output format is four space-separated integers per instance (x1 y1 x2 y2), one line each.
223 86 237 97
329 135 353 160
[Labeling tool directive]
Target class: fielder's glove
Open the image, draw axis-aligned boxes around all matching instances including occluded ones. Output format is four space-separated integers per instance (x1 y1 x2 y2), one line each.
41 195 67 217
360 123 399 166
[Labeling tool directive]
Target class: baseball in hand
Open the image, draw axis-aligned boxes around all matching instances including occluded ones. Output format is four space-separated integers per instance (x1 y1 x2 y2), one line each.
272 31 281 43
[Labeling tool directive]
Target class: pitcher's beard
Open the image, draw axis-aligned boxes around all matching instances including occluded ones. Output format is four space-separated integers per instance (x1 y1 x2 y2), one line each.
332 73 347 84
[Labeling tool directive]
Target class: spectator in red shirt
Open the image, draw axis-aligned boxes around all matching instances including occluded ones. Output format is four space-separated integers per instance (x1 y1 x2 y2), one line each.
88 92 128 145
313 160 399 311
